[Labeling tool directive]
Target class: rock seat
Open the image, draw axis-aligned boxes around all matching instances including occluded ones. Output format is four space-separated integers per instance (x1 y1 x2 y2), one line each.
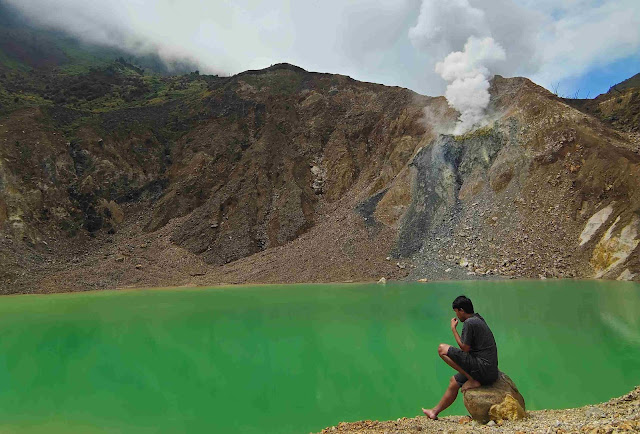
462 371 526 423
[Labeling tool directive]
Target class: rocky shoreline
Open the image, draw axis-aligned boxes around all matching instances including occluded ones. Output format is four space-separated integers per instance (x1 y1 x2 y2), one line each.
318 386 640 433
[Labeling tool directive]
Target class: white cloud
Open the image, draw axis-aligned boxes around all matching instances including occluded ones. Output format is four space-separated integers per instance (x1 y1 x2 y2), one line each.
409 0 489 56
409 0 542 79
3 0 639 97
531 0 640 87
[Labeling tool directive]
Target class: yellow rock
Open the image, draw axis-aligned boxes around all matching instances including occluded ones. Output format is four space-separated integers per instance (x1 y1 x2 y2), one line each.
489 393 526 422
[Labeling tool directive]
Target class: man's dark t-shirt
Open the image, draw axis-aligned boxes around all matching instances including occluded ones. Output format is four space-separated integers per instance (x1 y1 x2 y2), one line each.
448 313 499 386
461 314 498 368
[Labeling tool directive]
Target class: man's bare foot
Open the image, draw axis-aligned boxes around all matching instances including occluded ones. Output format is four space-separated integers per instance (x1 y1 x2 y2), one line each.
422 408 438 420
461 379 481 391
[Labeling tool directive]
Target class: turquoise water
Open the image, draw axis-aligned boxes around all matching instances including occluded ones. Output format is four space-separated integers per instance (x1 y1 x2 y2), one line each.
0 280 638 433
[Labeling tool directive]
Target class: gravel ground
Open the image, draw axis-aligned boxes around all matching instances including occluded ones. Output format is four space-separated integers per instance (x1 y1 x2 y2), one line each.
318 386 640 433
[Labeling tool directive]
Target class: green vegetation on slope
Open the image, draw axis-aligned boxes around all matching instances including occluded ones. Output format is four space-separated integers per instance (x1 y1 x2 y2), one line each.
0 1 200 76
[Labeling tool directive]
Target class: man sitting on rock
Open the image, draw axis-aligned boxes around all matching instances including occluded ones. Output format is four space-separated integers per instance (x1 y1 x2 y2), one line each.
422 295 499 420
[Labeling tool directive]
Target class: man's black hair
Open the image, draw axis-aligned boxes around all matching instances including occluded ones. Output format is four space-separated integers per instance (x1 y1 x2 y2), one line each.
452 295 474 314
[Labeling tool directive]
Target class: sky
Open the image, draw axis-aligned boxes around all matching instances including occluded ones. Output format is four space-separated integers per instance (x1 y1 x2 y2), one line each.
4 0 640 98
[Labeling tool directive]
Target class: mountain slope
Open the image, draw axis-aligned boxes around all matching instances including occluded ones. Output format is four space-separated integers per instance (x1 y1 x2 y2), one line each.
1 21 639 292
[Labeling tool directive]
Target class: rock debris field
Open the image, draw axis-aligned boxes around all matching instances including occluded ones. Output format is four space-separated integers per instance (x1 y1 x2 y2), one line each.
318 386 640 434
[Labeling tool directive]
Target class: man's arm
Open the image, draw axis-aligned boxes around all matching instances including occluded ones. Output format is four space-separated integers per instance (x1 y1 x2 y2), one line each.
451 318 471 352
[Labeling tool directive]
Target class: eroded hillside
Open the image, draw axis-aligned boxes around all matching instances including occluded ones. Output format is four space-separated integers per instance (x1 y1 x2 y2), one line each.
397 76 640 281
1 60 639 293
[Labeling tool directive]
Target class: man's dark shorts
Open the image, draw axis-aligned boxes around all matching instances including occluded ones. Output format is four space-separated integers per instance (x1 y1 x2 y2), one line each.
447 347 498 387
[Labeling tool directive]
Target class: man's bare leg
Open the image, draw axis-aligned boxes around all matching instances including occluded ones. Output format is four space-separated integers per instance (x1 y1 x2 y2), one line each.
422 376 460 419
422 343 484 420
437 344 481 391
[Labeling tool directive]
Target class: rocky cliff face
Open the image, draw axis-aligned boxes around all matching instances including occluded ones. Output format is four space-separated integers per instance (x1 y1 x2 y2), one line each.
1 60 639 293
392 76 640 281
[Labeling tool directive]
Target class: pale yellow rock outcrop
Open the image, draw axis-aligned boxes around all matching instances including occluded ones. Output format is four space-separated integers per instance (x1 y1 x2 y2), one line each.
591 216 639 278
489 393 527 422
580 205 614 246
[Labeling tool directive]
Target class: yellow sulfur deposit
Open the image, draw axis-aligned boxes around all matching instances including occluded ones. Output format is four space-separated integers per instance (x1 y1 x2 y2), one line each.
489 393 526 422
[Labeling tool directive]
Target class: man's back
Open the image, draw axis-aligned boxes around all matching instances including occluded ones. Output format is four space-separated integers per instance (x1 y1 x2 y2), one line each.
461 313 498 373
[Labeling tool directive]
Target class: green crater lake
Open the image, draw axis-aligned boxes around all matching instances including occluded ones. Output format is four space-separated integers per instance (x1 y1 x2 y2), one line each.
0 280 639 433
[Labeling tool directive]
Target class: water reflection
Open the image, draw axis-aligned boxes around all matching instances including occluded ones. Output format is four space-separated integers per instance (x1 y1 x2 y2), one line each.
598 283 640 346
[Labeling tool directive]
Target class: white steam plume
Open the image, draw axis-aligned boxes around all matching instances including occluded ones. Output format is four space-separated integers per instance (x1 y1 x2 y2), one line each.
435 36 506 135
409 0 537 134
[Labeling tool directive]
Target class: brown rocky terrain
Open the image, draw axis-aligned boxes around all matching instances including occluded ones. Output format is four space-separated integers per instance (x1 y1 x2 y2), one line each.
566 73 640 137
0 63 438 292
1 61 640 293
317 386 640 433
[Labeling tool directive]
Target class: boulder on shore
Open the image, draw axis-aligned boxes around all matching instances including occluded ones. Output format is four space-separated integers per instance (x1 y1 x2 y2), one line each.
462 371 526 423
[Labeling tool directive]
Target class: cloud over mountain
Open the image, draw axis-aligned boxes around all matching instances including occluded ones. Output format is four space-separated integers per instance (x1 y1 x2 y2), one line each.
3 0 639 96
